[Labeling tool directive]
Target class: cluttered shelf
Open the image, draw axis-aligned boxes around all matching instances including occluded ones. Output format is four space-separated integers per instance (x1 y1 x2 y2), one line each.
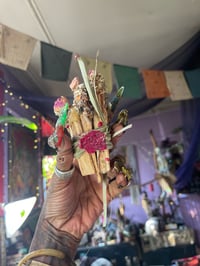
75 229 197 266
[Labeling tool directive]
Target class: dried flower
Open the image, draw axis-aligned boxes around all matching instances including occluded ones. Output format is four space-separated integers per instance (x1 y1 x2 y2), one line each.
79 130 107 153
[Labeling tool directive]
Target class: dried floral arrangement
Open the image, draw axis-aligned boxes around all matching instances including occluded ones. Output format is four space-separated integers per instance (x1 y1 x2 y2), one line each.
48 55 132 225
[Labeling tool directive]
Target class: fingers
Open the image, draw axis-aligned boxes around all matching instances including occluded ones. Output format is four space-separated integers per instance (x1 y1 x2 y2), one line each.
111 123 123 146
107 156 132 199
107 172 131 200
110 109 131 147
57 132 72 153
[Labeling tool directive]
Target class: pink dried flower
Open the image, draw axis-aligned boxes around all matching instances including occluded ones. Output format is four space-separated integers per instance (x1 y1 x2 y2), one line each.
54 96 68 116
79 130 107 153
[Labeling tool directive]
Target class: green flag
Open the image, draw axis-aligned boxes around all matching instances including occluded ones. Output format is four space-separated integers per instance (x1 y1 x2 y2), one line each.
184 69 200 97
41 42 72 81
114 64 142 98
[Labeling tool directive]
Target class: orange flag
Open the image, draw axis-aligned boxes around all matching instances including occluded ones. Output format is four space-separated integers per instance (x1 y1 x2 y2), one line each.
142 70 170 99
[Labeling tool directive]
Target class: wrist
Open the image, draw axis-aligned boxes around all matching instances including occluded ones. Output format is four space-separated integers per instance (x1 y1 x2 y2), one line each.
29 219 78 266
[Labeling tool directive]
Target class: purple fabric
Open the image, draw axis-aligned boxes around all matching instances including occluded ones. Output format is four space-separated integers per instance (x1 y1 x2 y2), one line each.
175 98 200 190
179 194 200 245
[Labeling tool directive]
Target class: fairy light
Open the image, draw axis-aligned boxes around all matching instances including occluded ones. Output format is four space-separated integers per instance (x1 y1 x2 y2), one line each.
0 77 43 202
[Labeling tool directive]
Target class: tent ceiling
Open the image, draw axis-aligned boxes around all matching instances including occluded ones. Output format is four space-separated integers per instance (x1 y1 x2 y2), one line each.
0 0 200 118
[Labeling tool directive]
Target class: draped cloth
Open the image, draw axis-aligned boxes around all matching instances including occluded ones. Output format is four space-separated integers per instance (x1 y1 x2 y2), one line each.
174 98 200 190
116 30 200 119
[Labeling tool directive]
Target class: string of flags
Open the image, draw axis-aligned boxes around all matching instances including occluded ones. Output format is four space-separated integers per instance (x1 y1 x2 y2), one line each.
0 23 200 101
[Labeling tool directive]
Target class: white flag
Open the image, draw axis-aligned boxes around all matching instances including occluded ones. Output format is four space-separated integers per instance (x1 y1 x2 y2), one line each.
0 24 37 70
164 71 193 101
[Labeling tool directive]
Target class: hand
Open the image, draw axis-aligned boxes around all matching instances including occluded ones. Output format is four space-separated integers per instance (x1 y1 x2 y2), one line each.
45 123 130 240
28 122 131 265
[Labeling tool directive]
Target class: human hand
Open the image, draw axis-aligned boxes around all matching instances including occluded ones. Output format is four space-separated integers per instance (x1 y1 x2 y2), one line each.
45 122 131 242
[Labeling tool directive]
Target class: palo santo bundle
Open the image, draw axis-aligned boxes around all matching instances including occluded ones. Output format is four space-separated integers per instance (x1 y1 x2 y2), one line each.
49 56 132 182
48 56 132 225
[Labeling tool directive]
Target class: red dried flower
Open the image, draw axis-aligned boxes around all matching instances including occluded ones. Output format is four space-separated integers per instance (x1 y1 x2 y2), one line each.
79 130 107 153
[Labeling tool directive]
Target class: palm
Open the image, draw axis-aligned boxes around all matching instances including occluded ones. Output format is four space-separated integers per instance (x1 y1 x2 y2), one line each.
47 124 127 239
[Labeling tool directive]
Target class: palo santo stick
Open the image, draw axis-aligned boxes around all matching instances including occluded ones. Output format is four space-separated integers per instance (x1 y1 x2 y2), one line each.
79 112 101 181
68 107 96 175
91 72 111 175
93 113 110 175
68 78 98 176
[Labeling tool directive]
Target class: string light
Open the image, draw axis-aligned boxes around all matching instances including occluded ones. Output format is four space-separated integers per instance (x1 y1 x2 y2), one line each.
0 77 42 202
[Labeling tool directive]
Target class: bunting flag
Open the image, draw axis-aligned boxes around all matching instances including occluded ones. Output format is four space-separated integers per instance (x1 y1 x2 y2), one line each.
0 23 200 102
184 68 200 98
81 56 112 93
142 70 170 99
0 24 37 70
41 42 72 81
113 64 142 99
164 71 193 101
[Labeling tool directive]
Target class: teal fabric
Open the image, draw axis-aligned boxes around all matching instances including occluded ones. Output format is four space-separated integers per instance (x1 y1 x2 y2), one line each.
41 42 72 81
184 68 200 97
113 64 142 99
